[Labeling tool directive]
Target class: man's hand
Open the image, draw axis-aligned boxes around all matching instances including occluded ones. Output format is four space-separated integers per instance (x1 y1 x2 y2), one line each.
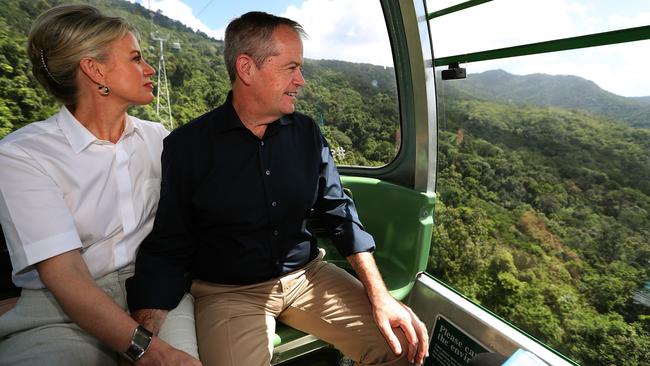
130 309 168 335
371 294 429 365
347 252 429 365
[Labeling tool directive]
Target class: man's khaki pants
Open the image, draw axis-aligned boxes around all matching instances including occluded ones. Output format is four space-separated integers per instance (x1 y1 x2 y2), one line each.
192 250 410 366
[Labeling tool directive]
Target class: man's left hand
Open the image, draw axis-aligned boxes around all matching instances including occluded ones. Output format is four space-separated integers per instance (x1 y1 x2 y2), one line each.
347 252 429 364
371 294 429 365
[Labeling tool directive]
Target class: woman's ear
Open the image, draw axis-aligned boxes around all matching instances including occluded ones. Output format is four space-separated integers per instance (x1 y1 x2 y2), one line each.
235 54 255 86
78 57 106 85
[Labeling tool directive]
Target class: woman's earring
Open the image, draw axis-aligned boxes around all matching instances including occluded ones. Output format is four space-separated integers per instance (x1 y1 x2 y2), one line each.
98 84 110 96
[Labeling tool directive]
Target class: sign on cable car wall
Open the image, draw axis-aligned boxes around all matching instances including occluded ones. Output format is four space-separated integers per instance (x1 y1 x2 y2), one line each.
425 315 490 366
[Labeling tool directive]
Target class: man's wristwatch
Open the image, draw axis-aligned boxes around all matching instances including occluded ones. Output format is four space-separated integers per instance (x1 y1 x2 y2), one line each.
122 325 153 363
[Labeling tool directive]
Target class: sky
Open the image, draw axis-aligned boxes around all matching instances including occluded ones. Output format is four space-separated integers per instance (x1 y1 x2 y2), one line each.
130 0 650 97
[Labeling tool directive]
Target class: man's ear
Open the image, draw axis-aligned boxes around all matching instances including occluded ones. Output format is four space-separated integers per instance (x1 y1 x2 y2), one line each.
235 54 255 86
78 57 106 85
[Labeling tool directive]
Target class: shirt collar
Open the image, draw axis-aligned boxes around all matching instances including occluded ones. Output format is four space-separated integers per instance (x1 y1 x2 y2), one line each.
278 115 293 126
214 91 295 133
124 115 142 139
57 106 140 154
57 106 98 154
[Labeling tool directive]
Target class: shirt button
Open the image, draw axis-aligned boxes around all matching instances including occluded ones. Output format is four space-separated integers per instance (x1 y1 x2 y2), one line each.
260 141 265 146
265 170 271 176
273 230 279 236
271 201 277 207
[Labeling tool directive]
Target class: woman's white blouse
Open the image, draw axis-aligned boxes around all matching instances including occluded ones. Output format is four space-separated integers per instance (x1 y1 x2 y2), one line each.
0 106 168 289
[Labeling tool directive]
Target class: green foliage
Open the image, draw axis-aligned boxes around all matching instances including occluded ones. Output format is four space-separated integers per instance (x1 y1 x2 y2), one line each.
432 93 650 365
564 312 650 366
298 59 399 166
0 0 233 139
0 0 399 166
0 16 57 138
580 261 645 314
450 69 650 129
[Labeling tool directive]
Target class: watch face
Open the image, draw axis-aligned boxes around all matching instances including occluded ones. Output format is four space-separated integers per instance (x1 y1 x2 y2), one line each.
133 328 152 346
124 326 153 362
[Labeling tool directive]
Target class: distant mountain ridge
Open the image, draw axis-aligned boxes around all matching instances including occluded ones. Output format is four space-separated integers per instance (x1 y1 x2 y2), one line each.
440 69 650 129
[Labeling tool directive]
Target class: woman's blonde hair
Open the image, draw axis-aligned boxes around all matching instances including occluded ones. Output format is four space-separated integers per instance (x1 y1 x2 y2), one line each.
27 4 136 106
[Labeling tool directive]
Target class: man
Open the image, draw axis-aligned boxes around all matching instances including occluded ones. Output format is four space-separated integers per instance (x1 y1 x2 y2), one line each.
127 11 428 366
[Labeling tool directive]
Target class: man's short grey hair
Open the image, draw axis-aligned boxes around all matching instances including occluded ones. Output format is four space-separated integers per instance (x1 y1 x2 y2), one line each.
224 11 306 83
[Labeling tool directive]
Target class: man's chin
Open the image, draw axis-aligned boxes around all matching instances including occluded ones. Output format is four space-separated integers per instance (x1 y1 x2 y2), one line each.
282 105 296 115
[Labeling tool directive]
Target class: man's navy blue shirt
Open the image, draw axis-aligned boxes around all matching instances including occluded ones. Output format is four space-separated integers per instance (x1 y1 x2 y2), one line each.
127 93 375 311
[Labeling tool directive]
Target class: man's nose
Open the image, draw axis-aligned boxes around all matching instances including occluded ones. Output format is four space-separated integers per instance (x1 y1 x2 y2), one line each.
294 68 305 86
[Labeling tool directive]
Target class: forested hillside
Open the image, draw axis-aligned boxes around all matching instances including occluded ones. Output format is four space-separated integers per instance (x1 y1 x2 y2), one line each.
0 0 231 134
431 97 650 365
0 0 399 166
1 1 649 365
448 69 650 129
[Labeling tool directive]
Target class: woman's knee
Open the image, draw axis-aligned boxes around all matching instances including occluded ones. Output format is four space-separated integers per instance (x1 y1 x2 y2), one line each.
0 324 116 366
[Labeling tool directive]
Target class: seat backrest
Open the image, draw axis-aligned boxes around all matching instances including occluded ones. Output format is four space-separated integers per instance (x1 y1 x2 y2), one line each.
314 175 436 299
0 225 20 300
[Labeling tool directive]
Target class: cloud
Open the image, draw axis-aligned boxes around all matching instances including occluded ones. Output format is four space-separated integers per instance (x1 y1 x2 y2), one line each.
608 11 650 28
129 0 393 65
428 0 650 96
128 0 648 96
131 0 221 39
282 0 393 66
429 0 586 56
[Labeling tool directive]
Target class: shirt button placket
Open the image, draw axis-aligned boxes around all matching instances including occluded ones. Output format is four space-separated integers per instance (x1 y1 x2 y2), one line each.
261 140 278 258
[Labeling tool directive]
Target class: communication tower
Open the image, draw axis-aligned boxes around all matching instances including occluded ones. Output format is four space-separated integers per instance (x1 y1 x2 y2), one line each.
151 33 174 130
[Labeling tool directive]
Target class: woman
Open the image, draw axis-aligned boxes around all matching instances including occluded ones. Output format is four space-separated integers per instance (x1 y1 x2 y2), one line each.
0 5 200 366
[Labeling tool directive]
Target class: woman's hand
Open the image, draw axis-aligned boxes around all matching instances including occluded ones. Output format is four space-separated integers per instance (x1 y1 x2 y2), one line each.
37 250 200 365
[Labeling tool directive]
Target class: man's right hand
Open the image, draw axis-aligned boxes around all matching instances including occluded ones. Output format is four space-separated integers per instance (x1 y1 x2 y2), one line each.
134 337 202 366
